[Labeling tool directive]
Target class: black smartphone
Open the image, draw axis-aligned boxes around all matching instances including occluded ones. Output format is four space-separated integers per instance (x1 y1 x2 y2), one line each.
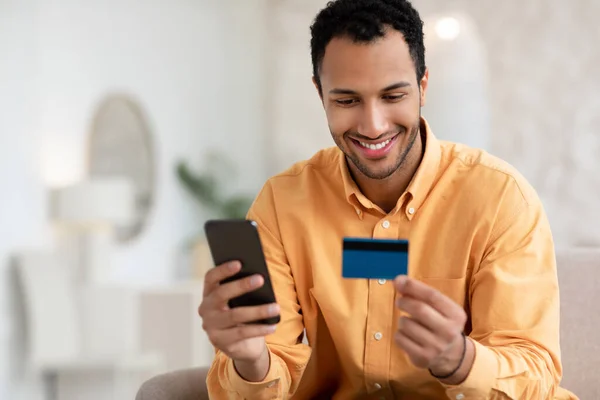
204 219 280 325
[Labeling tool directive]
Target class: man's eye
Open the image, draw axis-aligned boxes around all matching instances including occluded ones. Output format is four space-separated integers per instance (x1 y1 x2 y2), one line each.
384 94 405 101
335 99 357 106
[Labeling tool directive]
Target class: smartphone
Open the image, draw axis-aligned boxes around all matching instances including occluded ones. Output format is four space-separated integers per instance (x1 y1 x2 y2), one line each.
204 219 280 325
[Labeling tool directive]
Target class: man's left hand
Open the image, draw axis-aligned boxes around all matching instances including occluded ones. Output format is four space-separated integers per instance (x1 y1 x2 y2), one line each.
393 275 469 378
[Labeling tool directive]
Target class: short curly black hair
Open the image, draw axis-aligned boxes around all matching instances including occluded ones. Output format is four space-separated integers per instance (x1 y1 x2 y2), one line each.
310 0 426 93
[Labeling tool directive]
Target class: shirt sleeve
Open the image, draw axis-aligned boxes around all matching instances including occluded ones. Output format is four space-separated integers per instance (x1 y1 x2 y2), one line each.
443 182 564 399
206 180 312 399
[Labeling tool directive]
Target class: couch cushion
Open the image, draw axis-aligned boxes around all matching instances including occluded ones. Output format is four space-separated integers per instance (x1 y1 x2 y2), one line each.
136 367 209 400
556 249 600 399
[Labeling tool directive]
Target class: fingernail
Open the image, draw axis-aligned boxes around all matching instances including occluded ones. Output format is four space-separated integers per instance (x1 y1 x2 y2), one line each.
395 275 407 289
229 261 240 270
266 325 277 333
250 275 262 286
269 304 280 314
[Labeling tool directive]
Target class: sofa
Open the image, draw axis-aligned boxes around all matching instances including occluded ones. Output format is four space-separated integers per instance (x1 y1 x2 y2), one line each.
136 248 599 399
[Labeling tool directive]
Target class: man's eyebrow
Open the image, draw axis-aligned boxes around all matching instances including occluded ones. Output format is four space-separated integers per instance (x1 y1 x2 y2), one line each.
382 81 411 91
329 81 412 95
329 88 358 95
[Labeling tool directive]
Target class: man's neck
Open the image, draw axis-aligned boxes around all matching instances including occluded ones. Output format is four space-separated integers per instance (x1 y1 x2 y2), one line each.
349 131 424 213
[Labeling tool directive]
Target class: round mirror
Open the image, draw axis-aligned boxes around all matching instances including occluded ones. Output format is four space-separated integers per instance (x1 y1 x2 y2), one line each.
87 93 155 243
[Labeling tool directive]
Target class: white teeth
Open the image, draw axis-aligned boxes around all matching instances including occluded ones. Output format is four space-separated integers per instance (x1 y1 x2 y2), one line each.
358 138 392 150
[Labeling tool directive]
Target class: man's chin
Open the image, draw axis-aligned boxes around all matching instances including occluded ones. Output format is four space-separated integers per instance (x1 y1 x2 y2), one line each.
352 158 398 180
362 169 396 180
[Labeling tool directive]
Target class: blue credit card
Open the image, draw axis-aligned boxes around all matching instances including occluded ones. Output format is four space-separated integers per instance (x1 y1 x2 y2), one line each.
342 237 409 279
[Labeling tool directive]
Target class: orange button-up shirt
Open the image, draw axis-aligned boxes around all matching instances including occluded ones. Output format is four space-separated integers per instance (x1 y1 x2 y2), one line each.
207 119 576 399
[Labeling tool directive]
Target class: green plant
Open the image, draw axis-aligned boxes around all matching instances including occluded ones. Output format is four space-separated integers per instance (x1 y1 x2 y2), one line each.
175 153 254 220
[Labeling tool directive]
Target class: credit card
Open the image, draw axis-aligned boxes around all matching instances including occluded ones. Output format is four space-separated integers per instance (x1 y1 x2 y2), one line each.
342 237 409 279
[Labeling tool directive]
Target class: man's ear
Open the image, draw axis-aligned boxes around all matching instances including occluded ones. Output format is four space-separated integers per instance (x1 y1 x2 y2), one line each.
312 76 324 102
419 68 429 107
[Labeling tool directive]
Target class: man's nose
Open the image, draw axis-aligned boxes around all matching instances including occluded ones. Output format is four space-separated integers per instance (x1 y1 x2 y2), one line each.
357 103 391 139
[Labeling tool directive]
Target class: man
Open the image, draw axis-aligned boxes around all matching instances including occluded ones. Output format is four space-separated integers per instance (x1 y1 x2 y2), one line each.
199 0 577 398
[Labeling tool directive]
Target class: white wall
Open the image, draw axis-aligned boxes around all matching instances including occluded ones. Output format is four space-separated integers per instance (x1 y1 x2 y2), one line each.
265 1 332 174
0 0 269 397
0 2 48 398
421 12 491 150
35 0 269 284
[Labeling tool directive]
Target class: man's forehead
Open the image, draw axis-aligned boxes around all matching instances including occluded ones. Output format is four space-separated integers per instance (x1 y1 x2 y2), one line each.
320 32 416 90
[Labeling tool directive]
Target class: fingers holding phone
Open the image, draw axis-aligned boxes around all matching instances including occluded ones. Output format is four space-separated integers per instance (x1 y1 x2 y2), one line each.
198 260 280 363
199 219 282 368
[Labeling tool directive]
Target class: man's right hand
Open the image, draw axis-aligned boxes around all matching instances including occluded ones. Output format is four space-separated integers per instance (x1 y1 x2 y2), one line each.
198 261 280 381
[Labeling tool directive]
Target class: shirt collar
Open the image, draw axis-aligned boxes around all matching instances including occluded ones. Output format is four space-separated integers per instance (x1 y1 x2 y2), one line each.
339 117 442 218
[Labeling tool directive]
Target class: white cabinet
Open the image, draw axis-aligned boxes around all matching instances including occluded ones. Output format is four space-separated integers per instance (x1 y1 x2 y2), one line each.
53 282 214 400
137 282 214 372
17 250 213 400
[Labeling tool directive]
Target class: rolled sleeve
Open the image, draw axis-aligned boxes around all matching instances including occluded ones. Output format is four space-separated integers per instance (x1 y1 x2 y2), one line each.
442 339 498 399
226 350 288 400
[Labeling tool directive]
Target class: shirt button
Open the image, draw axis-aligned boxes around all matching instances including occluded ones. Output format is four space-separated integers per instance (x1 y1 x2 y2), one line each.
374 383 382 390
382 220 390 229
374 332 383 341
456 394 465 400
378 279 386 285
408 207 415 215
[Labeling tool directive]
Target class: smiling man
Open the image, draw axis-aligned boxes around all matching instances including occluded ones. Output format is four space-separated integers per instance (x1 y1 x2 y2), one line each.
199 0 577 399
318 26 426 213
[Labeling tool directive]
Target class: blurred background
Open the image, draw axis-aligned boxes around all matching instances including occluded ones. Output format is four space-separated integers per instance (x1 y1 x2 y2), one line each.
1 0 599 399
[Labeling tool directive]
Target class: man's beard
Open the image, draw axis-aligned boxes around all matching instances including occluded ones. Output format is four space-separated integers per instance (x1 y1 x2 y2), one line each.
336 118 421 180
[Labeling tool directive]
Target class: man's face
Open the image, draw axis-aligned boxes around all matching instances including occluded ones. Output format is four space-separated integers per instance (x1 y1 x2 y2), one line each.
317 29 428 180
